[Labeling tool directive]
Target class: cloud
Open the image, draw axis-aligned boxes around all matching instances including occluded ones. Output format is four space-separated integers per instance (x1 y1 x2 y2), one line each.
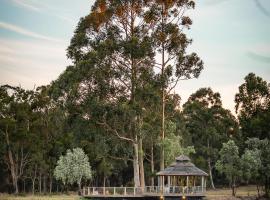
246 51 270 63
12 0 40 11
0 21 63 43
11 0 75 24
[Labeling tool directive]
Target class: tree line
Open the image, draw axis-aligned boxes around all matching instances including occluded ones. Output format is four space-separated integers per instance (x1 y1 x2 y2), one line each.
0 0 269 197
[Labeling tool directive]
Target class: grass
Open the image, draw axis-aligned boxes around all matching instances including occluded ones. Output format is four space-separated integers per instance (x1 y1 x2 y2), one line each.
206 185 261 200
0 186 260 200
0 194 81 200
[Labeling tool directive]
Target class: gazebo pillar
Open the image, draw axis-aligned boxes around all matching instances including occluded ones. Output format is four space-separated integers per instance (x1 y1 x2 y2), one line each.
168 176 170 187
201 176 204 190
186 176 189 188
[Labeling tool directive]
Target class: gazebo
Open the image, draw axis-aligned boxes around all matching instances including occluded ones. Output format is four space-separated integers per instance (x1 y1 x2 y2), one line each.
156 155 208 195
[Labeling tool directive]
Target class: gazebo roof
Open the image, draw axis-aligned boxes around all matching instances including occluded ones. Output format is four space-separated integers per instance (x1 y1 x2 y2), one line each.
157 155 208 176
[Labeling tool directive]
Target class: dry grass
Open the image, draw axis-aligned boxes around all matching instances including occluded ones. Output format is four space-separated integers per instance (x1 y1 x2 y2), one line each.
206 185 261 200
0 194 80 200
0 186 262 200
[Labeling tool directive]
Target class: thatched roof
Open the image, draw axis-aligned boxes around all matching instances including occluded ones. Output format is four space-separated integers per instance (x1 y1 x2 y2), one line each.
157 155 208 176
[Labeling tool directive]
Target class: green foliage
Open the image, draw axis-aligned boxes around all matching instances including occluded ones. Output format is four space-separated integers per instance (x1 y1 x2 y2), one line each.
244 138 270 197
241 149 261 182
215 140 241 195
160 121 195 166
54 148 92 189
183 87 237 188
235 73 270 140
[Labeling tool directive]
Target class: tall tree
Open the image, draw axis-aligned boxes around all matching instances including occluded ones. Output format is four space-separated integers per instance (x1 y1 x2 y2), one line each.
235 73 270 140
144 0 203 170
57 0 156 187
183 88 237 189
0 85 34 193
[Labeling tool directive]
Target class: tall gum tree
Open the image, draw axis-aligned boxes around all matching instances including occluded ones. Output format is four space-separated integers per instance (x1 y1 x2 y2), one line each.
235 73 270 140
183 88 237 189
143 0 204 171
66 0 156 187
0 85 34 193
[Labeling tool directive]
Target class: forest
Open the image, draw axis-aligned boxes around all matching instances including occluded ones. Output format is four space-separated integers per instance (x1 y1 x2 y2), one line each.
0 0 269 198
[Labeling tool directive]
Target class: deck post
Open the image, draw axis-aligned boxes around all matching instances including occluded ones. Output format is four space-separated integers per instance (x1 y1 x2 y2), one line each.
168 176 170 187
124 187 126 195
133 187 136 195
114 187 116 195
88 187 90 195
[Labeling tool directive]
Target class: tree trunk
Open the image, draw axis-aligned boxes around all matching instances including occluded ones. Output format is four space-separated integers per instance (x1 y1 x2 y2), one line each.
32 179 35 194
207 139 215 189
5 127 19 194
43 174 47 194
23 179 26 193
31 164 37 194
49 174 53 194
160 3 165 174
39 172 42 194
256 184 260 198
133 140 140 187
78 180 81 194
138 137 145 188
150 141 155 186
160 45 165 173
103 176 106 188
231 178 236 196
207 158 215 189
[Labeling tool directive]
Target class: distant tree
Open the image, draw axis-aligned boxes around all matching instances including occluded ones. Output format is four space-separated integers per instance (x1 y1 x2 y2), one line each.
183 88 237 189
243 138 270 198
0 85 34 194
235 73 270 140
215 140 242 196
54 148 92 192
241 147 261 197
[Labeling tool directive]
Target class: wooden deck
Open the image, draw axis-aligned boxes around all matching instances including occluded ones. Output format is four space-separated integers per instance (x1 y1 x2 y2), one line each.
82 186 206 198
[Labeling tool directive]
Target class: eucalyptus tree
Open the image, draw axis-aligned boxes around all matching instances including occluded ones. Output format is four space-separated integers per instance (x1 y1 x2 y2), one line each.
0 85 35 193
143 0 204 170
61 0 159 187
29 85 67 194
183 88 237 189
235 73 270 140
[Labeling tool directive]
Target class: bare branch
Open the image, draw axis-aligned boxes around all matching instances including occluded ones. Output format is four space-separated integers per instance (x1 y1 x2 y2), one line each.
97 114 134 143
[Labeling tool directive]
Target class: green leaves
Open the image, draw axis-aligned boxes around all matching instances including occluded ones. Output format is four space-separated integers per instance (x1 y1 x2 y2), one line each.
54 148 92 186
215 140 242 185
235 73 270 140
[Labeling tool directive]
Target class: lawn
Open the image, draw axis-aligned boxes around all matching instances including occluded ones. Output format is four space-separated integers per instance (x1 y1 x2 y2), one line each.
0 194 81 200
206 185 261 200
0 186 261 200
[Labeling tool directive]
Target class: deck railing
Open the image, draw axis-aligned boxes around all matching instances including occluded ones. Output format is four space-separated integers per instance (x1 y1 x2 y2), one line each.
82 186 206 196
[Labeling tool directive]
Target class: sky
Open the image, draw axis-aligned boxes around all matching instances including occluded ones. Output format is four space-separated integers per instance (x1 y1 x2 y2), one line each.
0 0 269 114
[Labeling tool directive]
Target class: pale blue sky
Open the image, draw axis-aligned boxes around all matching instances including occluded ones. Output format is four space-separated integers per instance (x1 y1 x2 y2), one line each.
0 0 269 113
